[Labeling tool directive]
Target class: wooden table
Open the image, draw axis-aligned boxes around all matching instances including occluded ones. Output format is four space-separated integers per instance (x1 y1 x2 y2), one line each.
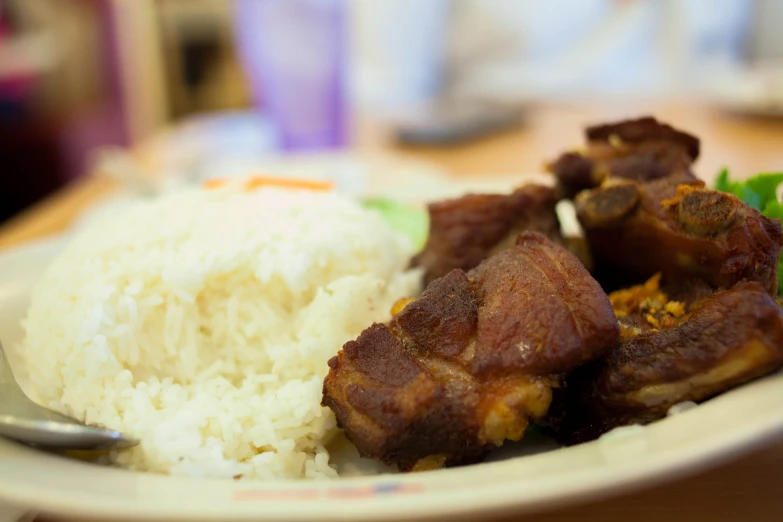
4 101 783 522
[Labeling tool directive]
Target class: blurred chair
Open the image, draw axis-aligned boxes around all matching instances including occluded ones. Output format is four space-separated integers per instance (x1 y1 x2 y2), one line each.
0 0 169 223
103 0 168 145
61 0 168 179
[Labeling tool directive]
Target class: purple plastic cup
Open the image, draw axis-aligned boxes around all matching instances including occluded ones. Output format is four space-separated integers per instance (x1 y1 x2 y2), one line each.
234 0 348 152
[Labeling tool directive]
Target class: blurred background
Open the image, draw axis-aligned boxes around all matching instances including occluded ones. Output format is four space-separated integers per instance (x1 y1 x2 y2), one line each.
1 0 783 224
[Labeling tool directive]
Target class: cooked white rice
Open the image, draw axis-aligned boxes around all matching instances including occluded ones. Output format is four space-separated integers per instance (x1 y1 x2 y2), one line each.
21 182 420 480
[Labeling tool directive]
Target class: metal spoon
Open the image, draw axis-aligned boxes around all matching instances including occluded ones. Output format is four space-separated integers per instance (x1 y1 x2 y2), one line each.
0 341 139 450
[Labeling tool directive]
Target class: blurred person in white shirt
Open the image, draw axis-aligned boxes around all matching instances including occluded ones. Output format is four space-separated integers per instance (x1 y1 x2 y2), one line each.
352 0 779 111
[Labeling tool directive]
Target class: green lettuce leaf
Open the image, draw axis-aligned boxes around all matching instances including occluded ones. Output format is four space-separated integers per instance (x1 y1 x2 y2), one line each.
714 169 783 294
362 197 429 250
745 173 783 209
764 200 783 220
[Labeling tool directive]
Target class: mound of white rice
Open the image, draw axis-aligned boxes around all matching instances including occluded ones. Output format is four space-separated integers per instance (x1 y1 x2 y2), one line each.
21 183 420 480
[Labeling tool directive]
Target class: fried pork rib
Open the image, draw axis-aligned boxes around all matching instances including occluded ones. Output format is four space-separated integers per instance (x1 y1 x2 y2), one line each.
553 280 783 444
574 176 783 295
547 116 700 199
542 117 783 443
411 184 562 285
322 232 619 471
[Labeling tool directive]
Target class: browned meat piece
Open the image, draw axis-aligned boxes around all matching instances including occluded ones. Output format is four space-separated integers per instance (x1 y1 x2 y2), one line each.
553 281 783 444
411 184 562 285
547 116 699 198
586 116 700 160
575 176 783 295
323 232 619 471
591 141 696 185
547 152 597 199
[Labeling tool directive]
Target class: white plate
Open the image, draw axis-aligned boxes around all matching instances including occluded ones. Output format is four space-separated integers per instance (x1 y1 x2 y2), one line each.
1 190 783 522
83 152 464 231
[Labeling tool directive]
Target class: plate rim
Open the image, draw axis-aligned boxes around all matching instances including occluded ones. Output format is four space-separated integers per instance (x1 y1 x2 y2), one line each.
1 402 781 522
2 197 783 521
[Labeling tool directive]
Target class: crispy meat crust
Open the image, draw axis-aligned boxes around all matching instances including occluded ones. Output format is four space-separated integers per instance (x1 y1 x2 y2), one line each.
551 281 783 444
586 116 701 160
411 184 562 285
575 177 783 295
323 233 618 470
322 115 783 469
548 116 699 199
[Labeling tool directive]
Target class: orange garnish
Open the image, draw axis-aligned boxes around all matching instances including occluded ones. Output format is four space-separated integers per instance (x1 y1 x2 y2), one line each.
202 176 334 191
203 178 228 189
203 175 335 192
243 175 334 192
